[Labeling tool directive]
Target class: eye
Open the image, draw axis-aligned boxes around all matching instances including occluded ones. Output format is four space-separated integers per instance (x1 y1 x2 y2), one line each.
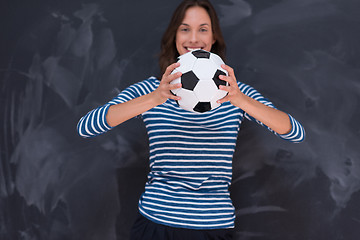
180 28 190 32
200 28 208 32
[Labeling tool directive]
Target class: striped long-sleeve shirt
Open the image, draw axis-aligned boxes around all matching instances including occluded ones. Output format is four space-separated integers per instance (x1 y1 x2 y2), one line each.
77 77 305 230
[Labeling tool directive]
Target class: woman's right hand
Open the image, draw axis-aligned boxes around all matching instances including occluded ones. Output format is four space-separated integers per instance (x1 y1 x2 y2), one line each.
106 62 182 127
152 62 182 105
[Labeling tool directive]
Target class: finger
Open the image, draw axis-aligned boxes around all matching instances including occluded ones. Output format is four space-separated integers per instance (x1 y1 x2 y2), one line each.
162 73 181 86
217 95 229 104
164 62 180 76
162 70 182 85
167 93 181 101
219 85 231 92
166 71 182 83
169 83 182 90
221 64 235 76
219 74 236 84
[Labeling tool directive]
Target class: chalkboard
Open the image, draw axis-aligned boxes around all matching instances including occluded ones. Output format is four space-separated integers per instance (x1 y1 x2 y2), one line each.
1 0 359 239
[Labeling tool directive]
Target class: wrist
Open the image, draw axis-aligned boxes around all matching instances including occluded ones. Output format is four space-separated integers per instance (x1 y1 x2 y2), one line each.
231 92 248 109
149 91 166 106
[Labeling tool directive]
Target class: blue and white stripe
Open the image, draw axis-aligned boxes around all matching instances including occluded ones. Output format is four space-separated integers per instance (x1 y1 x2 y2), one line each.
77 77 305 229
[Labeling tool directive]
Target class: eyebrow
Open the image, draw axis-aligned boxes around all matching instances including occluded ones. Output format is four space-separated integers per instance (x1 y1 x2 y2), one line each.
180 23 210 27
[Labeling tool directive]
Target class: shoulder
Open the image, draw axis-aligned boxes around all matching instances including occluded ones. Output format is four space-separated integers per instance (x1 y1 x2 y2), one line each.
140 76 160 88
237 81 255 93
237 81 267 99
128 76 160 92
144 76 160 84
237 81 274 106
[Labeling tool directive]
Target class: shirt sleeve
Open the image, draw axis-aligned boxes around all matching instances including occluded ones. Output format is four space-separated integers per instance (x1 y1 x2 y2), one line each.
239 82 305 143
77 77 158 138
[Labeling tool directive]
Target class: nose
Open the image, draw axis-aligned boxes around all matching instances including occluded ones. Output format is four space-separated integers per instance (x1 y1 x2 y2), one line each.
189 30 199 43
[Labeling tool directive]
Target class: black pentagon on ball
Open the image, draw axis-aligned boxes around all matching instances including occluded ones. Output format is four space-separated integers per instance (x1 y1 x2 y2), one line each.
181 71 199 91
193 102 212 113
192 49 210 59
213 69 227 88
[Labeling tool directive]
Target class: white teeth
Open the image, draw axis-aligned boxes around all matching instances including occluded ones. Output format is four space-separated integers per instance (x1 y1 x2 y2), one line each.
187 48 201 51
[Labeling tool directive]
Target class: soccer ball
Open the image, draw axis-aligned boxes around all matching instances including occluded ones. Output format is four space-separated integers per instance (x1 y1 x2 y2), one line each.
170 49 228 113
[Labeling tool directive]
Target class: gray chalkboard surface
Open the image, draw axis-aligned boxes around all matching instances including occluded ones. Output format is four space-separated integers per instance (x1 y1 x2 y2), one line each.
1 0 359 239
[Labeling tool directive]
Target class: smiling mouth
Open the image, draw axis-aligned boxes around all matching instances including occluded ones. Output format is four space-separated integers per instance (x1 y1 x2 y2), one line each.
186 47 203 52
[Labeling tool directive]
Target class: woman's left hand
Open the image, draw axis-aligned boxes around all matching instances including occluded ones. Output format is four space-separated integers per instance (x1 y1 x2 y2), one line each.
217 64 292 135
217 64 244 108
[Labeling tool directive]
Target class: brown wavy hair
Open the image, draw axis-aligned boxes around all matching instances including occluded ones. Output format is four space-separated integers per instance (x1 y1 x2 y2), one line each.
159 0 226 75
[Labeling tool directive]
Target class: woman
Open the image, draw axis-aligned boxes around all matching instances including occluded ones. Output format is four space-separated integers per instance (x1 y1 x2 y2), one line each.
77 0 305 239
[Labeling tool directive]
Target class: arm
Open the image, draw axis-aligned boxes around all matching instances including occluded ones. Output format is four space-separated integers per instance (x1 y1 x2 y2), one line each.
77 63 182 137
218 64 305 142
106 63 182 127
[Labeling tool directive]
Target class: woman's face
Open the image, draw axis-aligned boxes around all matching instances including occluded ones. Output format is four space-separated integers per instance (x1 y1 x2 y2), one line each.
175 6 215 56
